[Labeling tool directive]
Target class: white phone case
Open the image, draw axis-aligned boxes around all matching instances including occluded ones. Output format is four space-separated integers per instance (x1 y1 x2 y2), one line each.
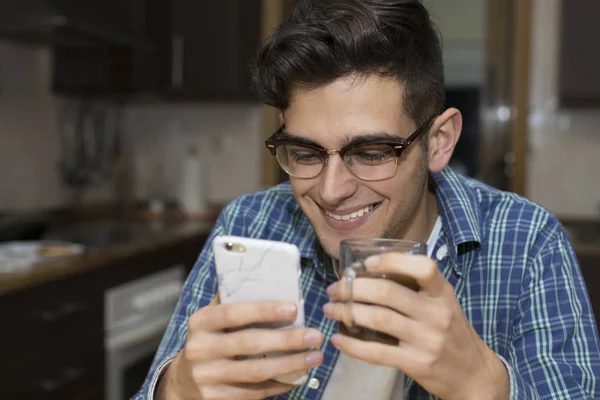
213 235 308 386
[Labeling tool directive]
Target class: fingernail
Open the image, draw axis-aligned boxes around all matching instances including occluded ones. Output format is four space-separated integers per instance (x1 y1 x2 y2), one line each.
322 303 334 315
326 282 337 297
305 351 322 366
277 303 297 317
364 255 380 269
304 330 322 345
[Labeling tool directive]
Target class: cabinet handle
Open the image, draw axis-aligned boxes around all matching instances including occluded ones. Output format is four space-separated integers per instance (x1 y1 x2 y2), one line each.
40 302 88 323
38 367 85 393
172 34 185 89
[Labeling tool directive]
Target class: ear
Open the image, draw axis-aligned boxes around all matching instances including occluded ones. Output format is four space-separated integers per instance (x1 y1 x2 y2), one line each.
427 108 462 173
279 112 285 126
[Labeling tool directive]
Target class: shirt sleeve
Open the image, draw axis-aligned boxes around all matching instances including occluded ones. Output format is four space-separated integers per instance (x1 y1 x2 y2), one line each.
131 208 230 399
504 224 600 399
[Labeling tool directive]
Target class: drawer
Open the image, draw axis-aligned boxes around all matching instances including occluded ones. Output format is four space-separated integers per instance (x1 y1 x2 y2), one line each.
0 271 104 364
0 342 104 400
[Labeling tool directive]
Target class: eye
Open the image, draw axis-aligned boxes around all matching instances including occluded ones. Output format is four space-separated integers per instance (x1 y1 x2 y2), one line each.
346 144 395 165
286 146 322 165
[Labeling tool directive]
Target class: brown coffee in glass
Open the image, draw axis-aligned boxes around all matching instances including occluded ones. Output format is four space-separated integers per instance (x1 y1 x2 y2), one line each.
335 238 426 345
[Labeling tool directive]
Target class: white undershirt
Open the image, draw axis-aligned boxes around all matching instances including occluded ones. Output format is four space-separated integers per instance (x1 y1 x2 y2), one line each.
321 216 443 400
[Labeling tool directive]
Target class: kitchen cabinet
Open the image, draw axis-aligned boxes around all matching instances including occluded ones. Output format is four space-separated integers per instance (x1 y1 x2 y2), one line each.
51 0 149 96
53 0 262 101
559 0 600 107
0 234 205 400
0 268 105 399
52 45 134 95
134 0 262 100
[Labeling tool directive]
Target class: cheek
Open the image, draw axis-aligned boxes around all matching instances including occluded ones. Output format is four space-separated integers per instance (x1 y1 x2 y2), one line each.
290 178 315 199
366 179 400 201
370 167 423 206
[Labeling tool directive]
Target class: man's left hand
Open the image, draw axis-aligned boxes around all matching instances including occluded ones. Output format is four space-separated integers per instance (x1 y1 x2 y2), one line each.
323 253 509 400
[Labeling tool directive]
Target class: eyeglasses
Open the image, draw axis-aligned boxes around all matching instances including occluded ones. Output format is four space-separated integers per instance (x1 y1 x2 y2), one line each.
265 116 436 181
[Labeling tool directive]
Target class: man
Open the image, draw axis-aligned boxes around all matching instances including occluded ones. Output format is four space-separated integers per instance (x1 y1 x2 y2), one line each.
134 0 600 399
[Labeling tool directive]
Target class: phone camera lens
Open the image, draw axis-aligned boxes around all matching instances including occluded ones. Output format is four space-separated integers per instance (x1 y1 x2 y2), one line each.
225 242 234 251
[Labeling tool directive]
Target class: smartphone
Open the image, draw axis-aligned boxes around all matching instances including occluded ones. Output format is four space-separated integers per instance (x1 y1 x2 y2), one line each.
213 235 308 386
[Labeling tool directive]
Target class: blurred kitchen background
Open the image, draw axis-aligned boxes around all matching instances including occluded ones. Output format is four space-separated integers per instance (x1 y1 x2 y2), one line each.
0 1 598 399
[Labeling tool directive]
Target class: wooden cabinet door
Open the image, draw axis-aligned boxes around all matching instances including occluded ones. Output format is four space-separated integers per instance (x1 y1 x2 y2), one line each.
166 0 261 100
559 0 600 107
51 0 152 96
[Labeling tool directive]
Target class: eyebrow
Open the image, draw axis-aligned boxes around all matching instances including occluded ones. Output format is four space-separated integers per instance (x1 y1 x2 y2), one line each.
276 131 322 147
343 132 406 147
278 130 407 149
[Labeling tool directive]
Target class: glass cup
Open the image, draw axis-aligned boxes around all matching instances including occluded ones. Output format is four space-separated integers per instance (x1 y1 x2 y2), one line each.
335 238 427 345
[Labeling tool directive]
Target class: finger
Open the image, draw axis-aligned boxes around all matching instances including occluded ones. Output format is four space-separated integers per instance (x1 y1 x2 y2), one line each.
193 350 323 385
199 382 295 400
323 301 425 345
215 328 324 360
327 277 423 319
188 328 323 361
190 301 298 332
365 253 447 294
330 331 433 377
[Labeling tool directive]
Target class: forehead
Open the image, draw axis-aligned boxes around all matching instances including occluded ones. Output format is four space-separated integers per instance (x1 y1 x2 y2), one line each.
284 74 414 143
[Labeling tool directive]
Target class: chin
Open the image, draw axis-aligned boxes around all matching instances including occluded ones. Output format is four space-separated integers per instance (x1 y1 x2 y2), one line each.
315 233 342 260
313 222 383 260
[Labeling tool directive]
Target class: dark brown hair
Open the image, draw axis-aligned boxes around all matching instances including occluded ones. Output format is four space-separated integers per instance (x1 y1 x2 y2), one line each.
252 0 445 126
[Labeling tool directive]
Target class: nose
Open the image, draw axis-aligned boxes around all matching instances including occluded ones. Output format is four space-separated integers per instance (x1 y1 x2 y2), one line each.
319 154 357 205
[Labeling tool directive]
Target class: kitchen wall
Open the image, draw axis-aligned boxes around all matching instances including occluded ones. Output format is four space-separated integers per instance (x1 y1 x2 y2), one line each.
0 41 67 210
526 0 600 218
0 40 263 211
123 103 263 206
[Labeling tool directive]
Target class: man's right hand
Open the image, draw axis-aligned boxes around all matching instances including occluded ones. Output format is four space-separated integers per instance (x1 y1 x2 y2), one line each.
157 297 324 400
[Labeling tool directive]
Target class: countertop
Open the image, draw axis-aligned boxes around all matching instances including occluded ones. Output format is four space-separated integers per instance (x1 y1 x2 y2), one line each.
0 217 215 297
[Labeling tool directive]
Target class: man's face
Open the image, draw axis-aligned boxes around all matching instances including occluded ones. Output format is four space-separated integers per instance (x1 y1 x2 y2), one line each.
284 75 431 259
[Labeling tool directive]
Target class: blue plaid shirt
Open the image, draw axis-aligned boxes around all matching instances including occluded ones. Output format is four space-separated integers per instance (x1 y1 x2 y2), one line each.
134 168 600 399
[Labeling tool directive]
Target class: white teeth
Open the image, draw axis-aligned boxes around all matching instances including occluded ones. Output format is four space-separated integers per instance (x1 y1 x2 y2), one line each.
325 205 375 221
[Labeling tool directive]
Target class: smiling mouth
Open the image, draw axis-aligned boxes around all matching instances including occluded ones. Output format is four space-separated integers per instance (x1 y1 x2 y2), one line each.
324 203 381 221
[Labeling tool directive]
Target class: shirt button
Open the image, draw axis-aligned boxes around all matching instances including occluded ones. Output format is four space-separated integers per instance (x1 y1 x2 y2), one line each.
436 244 448 261
308 378 320 389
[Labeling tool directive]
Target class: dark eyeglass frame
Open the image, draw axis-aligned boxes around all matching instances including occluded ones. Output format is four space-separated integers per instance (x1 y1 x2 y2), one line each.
264 116 437 181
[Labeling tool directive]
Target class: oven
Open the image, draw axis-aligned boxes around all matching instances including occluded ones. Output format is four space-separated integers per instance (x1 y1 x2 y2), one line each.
104 265 185 400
